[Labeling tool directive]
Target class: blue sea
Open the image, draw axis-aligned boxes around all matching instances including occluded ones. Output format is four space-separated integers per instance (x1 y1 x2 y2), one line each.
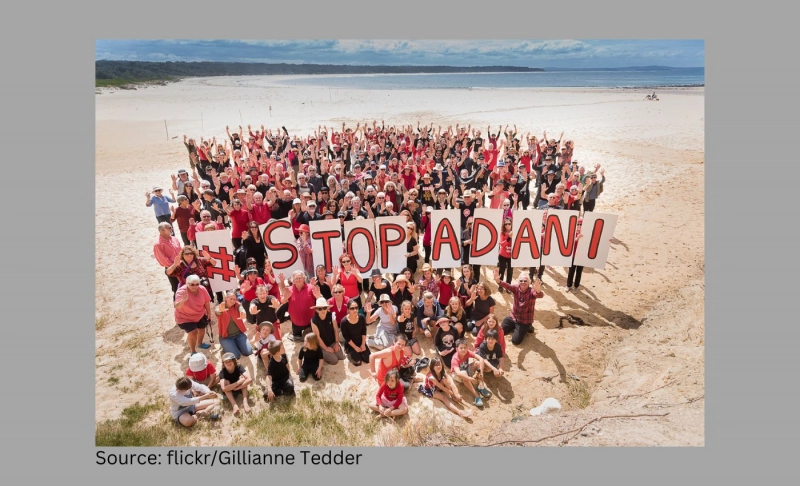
277 68 704 90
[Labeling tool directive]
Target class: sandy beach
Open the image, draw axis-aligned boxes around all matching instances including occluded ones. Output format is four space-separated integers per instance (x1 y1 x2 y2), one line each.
95 76 704 445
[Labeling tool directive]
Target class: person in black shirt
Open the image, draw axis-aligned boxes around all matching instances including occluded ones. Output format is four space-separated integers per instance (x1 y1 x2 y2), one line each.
434 317 461 369
340 302 371 366
265 341 295 401
271 190 294 220
366 269 392 304
219 353 253 414
297 333 324 382
310 297 345 364
476 329 506 375
248 285 279 325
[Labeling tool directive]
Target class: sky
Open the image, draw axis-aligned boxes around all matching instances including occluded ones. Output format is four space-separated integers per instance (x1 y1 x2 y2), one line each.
95 40 704 69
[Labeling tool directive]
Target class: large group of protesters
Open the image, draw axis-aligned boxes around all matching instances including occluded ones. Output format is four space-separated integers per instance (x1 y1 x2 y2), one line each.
156 121 608 425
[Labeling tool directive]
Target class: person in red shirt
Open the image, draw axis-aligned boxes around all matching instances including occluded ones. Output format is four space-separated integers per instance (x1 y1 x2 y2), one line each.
225 199 251 249
185 353 219 389
170 196 197 246
498 218 514 289
450 339 495 408
369 369 408 419
277 270 320 341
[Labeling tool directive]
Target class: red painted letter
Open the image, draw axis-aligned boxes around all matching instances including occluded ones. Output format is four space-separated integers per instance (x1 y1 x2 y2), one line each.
311 230 342 273
543 214 578 257
263 220 298 271
431 218 461 261
377 223 405 269
346 227 376 274
510 218 540 260
470 217 499 259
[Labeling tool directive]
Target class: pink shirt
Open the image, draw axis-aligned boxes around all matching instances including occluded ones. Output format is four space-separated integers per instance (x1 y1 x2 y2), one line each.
450 349 478 374
287 283 316 327
174 285 211 324
153 235 182 268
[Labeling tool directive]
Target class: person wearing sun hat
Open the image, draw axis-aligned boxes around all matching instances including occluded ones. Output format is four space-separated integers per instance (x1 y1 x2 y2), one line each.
185 353 219 389
310 297 345 364
146 185 177 229
366 293 399 350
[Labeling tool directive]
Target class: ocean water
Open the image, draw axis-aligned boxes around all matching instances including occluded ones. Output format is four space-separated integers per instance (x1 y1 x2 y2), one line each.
275 68 704 90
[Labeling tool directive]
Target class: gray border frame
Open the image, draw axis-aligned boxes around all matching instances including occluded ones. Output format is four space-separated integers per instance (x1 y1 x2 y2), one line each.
4 2 797 484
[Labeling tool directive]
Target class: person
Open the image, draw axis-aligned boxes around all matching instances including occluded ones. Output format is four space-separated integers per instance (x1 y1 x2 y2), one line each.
247 284 281 331
225 198 251 249
365 269 391 305
497 218 514 289
437 271 456 307
146 186 176 229
219 352 253 414
493 269 545 345
581 169 605 212
297 332 325 382
565 217 586 292
444 296 467 338
369 333 412 391
389 274 416 308
251 321 278 369
456 264 478 319
171 195 197 246
404 222 419 275
434 317 461 369
174 275 212 355
450 339 494 408
417 263 439 300
185 353 220 389
153 222 183 296
475 329 506 376
295 224 314 276
314 265 333 300
417 357 472 419
215 290 254 359
327 283 351 326
369 369 408 419
332 253 363 309
461 217 480 277
265 341 295 401
416 291 444 338
395 300 422 356
277 270 319 341
366 294 398 350
168 376 219 427
465 282 495 337
241 222 267 273
238 268 265 323
310 297 345 365
167 246 218 300
473 314 507 359
340 301 371 366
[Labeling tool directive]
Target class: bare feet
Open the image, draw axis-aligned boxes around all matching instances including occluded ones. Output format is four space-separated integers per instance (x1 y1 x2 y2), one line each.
232 405 240 415
242 401 251 413
459 408 473 418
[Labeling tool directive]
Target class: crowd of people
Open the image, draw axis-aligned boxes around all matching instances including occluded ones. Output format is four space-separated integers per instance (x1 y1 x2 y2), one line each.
158 121 608 425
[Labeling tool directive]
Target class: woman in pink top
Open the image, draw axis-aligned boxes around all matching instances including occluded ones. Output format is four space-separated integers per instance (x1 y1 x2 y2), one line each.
174 275 212 355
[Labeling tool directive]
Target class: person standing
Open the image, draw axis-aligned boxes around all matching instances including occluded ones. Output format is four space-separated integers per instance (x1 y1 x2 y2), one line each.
581 168 606 212
146 186 176 230
492 269 544 345
153 222 183 296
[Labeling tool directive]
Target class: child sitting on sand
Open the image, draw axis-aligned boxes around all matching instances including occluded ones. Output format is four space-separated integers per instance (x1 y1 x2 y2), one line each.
219 352 253 415
369 369 408 419
168 376 220 427
418 357 472 419
185 353 219 389
251 321 277 368
451 339 496 408
297 332 324 382
475 329 506 376
264 340 295 401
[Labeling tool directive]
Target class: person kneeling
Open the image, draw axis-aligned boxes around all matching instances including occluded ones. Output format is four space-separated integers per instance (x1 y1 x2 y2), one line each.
168 376 219 427
369 369 408 419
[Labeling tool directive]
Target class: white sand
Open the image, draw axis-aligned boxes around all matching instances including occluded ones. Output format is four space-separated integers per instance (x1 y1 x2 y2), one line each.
96 76 704 445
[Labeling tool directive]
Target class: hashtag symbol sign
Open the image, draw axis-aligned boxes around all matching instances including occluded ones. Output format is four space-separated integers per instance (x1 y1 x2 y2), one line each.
201 246 236 282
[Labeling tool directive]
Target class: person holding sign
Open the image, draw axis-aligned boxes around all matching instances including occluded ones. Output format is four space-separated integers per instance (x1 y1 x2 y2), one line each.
493 270 544 345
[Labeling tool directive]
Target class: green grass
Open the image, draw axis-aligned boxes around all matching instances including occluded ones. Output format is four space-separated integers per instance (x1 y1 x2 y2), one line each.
95 388 464 447
107 376 119 385
95 76 177 88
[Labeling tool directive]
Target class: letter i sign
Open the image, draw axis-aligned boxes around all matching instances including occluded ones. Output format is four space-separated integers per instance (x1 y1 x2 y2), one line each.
200 246 236 282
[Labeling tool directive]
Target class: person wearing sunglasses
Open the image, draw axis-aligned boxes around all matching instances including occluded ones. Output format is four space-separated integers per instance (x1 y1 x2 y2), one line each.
340 302 371 366
173 274 212 355
493 269 544 345
366 294 398 350
332 253 363 309
497 218 514 291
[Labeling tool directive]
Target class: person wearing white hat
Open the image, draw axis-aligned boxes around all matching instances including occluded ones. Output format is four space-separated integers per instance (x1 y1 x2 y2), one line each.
310 297 345 364
146 185 177 229
185 353 220 389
